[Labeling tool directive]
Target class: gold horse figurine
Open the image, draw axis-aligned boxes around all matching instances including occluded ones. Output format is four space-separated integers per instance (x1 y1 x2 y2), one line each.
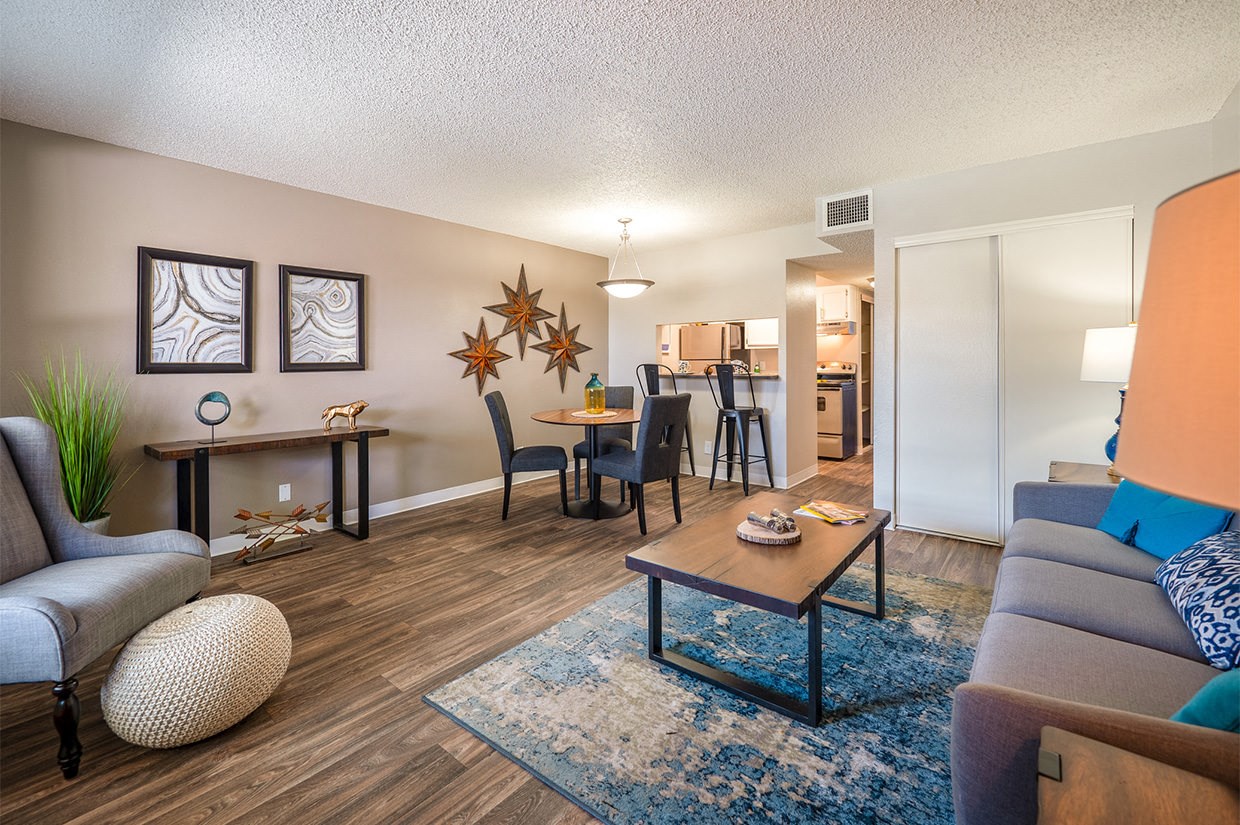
321 400 369 431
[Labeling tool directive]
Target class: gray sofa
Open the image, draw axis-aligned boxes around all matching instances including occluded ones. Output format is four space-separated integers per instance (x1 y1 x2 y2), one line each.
952 481 1239 824
0 417 211 778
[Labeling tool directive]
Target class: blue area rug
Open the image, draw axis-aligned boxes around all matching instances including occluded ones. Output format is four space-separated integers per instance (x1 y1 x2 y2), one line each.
424 567 991 824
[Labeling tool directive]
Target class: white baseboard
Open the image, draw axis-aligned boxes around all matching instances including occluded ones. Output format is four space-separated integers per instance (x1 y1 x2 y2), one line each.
207 471 556 556
206 463 816 557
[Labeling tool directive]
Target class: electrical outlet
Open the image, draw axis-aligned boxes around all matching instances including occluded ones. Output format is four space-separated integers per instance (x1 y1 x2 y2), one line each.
704 440 712 455
278 483 291 502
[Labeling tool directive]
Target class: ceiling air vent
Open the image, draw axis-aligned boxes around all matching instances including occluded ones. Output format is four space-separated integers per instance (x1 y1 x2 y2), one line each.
815 188 873 237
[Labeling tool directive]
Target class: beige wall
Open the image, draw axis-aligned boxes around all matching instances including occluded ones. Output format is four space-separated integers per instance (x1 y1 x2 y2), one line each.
0 121 608 543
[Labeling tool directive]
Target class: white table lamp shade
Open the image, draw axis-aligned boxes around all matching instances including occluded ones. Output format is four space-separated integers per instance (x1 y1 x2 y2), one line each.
1080 326 1137 383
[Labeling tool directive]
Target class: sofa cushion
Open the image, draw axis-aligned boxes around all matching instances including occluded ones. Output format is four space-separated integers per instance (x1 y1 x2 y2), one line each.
1004 518 1162 582
969 612 1219 718
990 557 1205 662
1156 531 1240 669
1097 480 1233 560
0 436 52 584
1172 670 1240 732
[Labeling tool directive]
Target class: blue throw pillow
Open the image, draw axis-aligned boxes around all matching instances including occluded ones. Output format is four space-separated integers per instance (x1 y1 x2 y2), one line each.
1097 480 1233 559
1156 531 1240 669
1097 480 1166 543
1171 670 1240 731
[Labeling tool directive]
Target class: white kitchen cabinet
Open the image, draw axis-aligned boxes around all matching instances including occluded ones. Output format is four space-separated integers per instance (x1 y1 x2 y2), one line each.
895 210 1133 544
742 317 779 348
816 285 853 322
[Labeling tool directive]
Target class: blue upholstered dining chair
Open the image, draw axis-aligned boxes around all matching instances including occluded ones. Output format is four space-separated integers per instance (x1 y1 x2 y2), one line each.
0 417 211 779
484 391 569 520
591 393 691 535
636 363 695 476
572 385 634 500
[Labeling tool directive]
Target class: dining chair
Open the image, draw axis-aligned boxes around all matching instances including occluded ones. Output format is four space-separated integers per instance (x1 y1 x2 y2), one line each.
572 385 634 500
484 391 569 520
704 363 773 496
591 393 691 535
636 363 695 476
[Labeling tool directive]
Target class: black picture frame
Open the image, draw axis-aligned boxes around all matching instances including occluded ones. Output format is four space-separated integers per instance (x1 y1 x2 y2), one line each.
137 247 254 374
279 265 366 372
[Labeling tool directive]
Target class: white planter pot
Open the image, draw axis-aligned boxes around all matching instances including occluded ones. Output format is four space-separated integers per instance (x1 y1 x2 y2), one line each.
82 515 111 536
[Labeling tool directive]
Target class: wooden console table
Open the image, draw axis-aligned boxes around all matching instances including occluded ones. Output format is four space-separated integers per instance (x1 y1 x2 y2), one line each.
144 426 390 544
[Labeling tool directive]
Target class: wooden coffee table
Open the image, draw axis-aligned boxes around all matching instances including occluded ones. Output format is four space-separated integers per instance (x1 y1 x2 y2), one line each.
625 491 891 725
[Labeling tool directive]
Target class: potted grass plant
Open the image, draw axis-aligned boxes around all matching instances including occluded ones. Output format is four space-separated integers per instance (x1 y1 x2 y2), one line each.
18 353 129 531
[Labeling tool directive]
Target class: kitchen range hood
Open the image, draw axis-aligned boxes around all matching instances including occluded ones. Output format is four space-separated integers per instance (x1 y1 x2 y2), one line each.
817 320 857 335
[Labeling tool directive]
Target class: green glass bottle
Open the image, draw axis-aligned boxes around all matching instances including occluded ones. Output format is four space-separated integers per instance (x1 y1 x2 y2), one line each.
584 373 605 414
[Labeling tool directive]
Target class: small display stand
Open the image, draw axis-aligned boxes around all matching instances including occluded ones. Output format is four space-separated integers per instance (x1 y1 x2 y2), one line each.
736 521 802 545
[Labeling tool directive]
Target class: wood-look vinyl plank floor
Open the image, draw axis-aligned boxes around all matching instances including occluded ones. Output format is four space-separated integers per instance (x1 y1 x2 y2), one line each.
0 451 999 824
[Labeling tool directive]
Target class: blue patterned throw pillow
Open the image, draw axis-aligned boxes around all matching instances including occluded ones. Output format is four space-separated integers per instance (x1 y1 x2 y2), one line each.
1156 532 1240 669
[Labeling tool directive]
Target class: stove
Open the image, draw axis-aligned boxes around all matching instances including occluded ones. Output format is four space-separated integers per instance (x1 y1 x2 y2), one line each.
816 362 857 459
817 361 857 388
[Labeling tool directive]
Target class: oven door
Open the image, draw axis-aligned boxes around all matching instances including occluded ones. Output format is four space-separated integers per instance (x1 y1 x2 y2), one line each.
817 388 843 434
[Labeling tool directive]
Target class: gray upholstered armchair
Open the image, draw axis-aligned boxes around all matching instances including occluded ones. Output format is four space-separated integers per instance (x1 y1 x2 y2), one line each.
0 417 210 778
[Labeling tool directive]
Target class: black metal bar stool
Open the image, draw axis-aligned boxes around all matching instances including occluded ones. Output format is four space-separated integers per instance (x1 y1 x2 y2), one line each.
636 363 695 476
704 363 772 495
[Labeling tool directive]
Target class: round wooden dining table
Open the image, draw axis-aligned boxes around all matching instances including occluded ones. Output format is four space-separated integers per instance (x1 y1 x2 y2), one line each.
531 407 641 519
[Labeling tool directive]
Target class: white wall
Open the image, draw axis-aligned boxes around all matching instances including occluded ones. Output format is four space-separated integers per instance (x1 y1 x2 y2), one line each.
607 223 831 487
870 120 1218 518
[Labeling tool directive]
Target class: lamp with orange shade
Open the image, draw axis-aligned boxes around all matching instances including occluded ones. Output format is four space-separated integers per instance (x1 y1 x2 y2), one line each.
1112 170 1239 511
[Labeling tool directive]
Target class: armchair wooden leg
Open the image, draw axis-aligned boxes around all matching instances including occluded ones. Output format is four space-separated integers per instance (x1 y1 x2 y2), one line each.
52 678 81 780
559 469 568 515
573 457 582 500
628 482 637 511
502 472 513 520
671 475 682 523
635 484 647 535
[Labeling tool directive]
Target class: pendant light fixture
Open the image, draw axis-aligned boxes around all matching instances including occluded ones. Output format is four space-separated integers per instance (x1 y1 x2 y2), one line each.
597 218 654 298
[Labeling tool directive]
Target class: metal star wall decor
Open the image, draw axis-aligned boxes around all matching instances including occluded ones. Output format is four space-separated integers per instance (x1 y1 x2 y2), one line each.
448 318 512 394
484 264 554 358
531 302 592 391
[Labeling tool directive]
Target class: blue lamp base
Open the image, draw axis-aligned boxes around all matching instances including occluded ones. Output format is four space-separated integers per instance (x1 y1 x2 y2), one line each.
1104 387 1126 478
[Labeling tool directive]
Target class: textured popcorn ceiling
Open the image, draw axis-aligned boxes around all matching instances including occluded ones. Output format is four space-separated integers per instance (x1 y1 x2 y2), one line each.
2 1 1237 256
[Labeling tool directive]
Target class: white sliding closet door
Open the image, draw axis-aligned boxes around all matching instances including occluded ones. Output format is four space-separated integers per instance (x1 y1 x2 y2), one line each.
896 237 1001 543
1001 216 1133 529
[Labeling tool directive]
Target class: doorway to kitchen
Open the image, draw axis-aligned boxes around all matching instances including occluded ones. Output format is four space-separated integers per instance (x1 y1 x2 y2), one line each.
791 229 876 481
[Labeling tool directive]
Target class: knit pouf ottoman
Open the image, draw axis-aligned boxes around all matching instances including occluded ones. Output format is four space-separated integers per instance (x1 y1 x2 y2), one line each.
101 594 291 749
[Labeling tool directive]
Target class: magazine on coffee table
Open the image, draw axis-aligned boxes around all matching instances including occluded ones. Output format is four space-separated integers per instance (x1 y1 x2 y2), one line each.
794 499 868 524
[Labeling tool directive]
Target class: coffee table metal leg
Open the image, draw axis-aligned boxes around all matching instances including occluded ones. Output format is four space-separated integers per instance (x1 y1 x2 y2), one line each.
874 528 886 620
821 533 887 621
646 577 823 726
807 594 822 726
648 576 663 657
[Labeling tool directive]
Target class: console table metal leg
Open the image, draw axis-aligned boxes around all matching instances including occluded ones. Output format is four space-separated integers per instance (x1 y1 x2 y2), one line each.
331 434 371 540
192 448 210 545
331 440 345 532
175 459 192 533
356 432 370 540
